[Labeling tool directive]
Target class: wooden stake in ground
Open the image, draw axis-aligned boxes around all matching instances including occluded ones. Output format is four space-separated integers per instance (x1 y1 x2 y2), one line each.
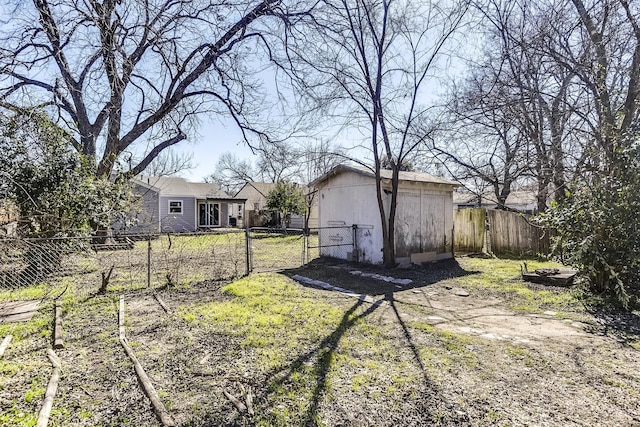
118 295 176 427
153 292 171 313
0 335 12 358
99 265 114 294
53 301 64 349
223 389 247 413
37 349 61 427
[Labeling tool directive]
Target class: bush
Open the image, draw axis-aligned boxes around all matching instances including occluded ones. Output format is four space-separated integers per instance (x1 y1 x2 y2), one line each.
0 111 133 237
543 145 640 308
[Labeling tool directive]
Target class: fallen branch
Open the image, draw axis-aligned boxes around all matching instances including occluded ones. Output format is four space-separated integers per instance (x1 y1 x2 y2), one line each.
246 386 254 417
153 293 171 313
223 389 247 413
99 265 115 294
37 349 61 427
0 335 12 358
53 301 64 349
119 295 176 427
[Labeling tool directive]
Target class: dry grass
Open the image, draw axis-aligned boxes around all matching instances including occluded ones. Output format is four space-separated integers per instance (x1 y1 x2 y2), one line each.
0 256 638 426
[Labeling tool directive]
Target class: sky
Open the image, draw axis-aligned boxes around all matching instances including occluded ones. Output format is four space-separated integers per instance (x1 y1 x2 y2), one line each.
173 121 258 182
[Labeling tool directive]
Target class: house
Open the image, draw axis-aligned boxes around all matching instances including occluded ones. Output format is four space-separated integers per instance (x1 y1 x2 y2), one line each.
0 200 18 237
310 164 459 265
453 190 538 214
119 176 246 233
235 182 319 229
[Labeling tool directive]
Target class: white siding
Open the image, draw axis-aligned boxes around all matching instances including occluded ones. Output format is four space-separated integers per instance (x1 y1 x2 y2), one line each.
317 170 455 264
318 171 385 263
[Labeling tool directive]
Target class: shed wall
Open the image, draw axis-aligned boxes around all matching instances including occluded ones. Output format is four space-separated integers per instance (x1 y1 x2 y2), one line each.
318 172 383 263
394 185 453 261
317 171 454 264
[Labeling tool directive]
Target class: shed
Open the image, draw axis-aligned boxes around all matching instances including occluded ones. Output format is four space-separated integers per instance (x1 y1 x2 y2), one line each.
311 165 459 264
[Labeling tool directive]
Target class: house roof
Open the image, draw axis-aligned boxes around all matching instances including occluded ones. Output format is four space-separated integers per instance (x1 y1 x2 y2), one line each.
310 164 459 187
235 181 314 198
453 190 538 207
483 190 538 207
132 176 240 200
235 182 278 198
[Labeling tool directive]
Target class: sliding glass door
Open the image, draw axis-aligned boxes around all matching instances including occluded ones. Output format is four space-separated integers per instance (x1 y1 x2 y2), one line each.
198 202 219 227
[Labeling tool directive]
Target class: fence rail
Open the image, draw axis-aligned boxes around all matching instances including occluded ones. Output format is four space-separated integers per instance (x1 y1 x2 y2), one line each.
247 225 356 271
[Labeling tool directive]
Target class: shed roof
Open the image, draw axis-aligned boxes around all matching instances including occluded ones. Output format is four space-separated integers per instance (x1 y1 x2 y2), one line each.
235 181 314 198
132 176 239 199
310 164 459 187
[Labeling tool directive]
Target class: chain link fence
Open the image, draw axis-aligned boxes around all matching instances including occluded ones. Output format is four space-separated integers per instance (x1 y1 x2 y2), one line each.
0 231 248 293
247 225 356 271
247 228 308 272
0 226 362 293
312 226 356 261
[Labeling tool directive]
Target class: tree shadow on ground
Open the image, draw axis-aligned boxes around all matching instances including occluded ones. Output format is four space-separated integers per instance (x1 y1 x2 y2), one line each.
250 294 469 426
582 303 640 348
285 257 479 297
258 298 382 426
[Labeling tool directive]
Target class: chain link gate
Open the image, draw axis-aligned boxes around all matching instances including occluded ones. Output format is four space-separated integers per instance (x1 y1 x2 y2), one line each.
307 225 357 262
247 227 308 272
246 225 358 272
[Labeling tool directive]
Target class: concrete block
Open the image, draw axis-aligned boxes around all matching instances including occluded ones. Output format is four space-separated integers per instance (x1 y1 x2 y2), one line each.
410 251 437 264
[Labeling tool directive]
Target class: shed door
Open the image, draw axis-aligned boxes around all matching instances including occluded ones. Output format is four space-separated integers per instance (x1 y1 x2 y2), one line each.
395 193 422 257
422 195 445 252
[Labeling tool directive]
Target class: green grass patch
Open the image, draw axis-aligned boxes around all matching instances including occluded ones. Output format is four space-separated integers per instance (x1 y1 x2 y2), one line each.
0 403 38 427
180 272 422 426
456 257 582 312
180 273 344 366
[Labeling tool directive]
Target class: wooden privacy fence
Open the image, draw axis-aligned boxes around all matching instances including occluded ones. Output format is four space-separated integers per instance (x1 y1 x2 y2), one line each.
453 209 486 253
454 208 554 256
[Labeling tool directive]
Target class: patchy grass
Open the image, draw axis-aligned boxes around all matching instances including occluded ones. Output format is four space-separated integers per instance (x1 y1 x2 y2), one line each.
180 273 459 425
455 257 583 312
0 256 638 426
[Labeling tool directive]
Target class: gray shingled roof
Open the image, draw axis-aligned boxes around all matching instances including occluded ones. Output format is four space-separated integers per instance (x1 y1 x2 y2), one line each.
132 176 234 199
310 164 459 187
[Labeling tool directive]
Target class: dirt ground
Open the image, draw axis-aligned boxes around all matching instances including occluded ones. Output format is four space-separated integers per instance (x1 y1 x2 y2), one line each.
1 257 639 426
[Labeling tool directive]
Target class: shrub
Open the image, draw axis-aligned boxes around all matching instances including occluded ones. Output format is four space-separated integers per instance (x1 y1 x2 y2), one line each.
543 145 640 308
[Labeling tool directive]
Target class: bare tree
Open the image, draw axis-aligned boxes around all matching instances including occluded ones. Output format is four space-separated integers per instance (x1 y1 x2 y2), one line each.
207 152 258 195
433 0 593 212
207 139 303 194
555 0 640 166
144 149 195 177
0 0 300 179
287 0 469 266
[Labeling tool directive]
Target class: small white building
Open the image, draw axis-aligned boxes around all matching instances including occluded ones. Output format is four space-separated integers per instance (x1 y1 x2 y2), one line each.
311 165 458 265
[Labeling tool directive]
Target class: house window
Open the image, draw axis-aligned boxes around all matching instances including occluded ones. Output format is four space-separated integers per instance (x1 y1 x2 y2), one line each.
254 202 260 211
198 202 219 227
238 204 243 218
168 200 183 214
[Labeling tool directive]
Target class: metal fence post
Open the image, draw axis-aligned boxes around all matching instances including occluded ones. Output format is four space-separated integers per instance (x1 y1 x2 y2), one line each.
352 224 359 263
245 226 251 274
302 232 308 266
147 235 151 288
